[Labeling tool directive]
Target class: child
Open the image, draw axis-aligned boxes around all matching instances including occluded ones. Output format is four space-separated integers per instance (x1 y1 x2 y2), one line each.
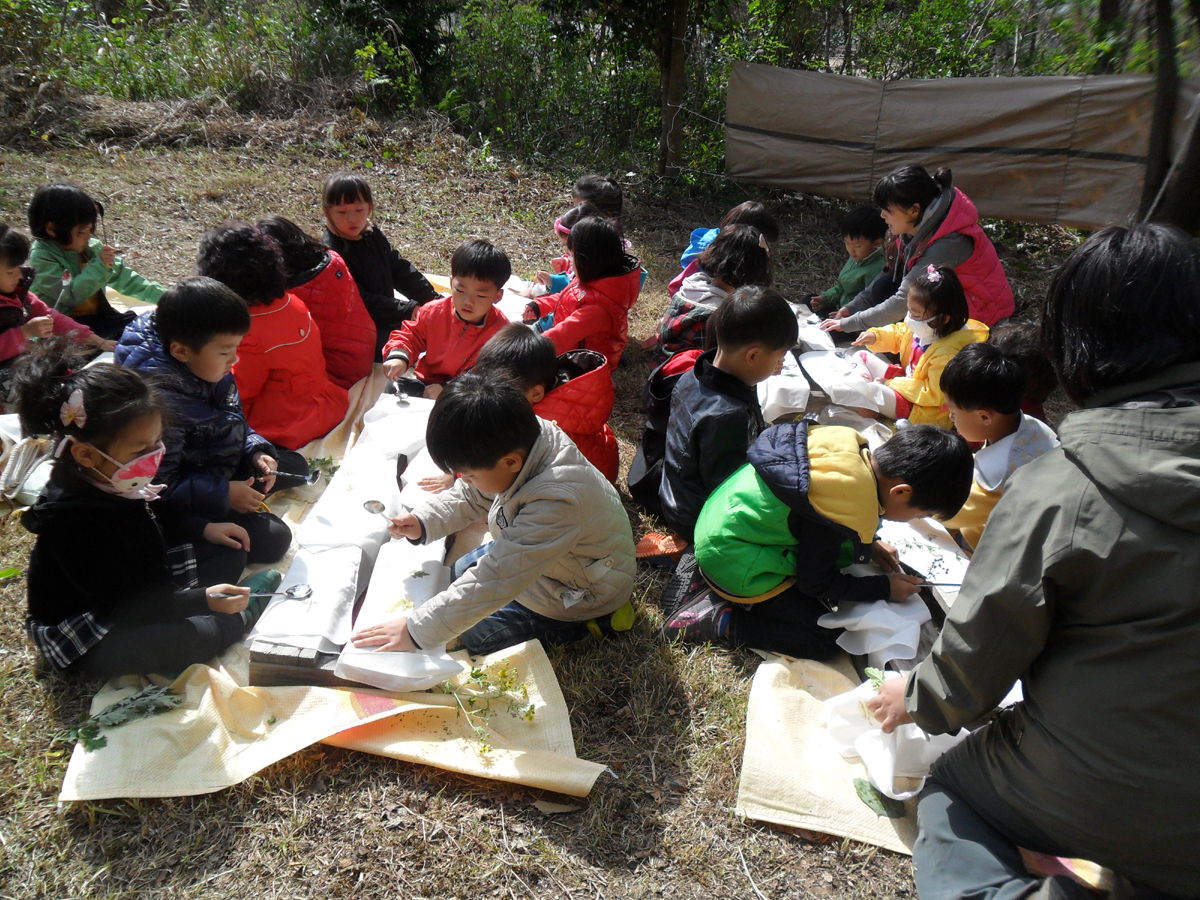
659 286 799 542
473 322 619 482
988 321 1058 422
382 239 511 399
320 172 439 355
257 215 376 390
654 224 772 360
663 423 972 659
810 204 887 316
523 216 641 371
850 265 987 428
571 174 624 230
349 374 636 656
939 342 1059 550
0 223 113 396
14 340 266 677
669 201 780 297
526 201 602 296
115 277 307 563
27 182 165 339
196 222 349 449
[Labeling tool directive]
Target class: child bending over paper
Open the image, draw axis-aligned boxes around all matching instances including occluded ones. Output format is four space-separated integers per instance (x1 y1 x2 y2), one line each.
350 373 637 656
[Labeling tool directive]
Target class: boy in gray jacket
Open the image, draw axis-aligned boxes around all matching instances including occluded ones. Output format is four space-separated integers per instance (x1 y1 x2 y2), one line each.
351 373 636 656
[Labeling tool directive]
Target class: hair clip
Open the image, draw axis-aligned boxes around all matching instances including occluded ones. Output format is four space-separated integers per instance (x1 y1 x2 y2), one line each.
60 388 87 429
926 264 943 283
553 217 571 238
759 234 770 254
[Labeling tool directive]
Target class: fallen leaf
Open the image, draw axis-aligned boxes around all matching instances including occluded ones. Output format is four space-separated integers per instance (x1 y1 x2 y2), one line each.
532 800 581 816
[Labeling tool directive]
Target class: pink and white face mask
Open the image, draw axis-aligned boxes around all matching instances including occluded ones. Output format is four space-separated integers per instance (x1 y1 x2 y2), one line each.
86 442 166 500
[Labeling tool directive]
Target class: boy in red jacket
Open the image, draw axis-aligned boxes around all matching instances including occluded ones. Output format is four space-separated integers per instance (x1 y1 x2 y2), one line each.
382 240 510 400
474 323 619 482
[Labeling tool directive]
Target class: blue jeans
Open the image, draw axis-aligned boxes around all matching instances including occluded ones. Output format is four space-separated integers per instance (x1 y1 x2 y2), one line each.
459 601 591 656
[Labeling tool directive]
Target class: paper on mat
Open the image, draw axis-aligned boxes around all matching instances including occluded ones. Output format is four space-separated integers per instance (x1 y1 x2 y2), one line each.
758 350 811 422
248 545 366 651
877 518 970 607
818 587 931 669
736 654 917 854
800 349 896 414
793 307 837 353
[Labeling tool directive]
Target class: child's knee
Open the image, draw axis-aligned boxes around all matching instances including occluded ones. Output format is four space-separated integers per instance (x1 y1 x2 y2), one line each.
244 513 292 564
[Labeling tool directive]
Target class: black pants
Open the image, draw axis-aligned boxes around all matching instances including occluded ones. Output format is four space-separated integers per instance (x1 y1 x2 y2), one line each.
74 308 137 341
724 586 843 660
226 448 307 564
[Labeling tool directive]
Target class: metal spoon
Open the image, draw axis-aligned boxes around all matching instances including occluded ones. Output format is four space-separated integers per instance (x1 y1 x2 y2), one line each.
211 584 313 600
363 500 394 522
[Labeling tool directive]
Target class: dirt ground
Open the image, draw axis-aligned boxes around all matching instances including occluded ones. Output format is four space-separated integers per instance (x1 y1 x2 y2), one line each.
0 117 1078 900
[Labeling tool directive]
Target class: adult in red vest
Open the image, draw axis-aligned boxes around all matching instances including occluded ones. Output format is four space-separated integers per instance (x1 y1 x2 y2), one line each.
823 166 1014 335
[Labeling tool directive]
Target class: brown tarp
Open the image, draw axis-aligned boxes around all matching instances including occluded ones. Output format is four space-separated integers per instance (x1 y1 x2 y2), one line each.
725 61 1199 229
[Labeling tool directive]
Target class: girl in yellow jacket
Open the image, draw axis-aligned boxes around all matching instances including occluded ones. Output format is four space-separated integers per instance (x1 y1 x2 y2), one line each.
851 265 987 429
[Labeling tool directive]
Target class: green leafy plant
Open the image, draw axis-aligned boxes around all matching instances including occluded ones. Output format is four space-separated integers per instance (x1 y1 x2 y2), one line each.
308 456 341 480
865 667 886 691
437 664 535 754
66 684 183 752
854 777 907 818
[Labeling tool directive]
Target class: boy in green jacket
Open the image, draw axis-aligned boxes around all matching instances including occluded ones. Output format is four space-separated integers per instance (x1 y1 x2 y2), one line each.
663 422 972 660
811 204 887 317
28 183 165 339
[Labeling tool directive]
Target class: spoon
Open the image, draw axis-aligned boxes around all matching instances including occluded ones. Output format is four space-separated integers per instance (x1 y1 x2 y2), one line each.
363 500 394 522
211 584 313 600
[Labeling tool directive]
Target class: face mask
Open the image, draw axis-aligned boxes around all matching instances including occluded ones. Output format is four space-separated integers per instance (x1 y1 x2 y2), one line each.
904 313 938 343
86 442 166 500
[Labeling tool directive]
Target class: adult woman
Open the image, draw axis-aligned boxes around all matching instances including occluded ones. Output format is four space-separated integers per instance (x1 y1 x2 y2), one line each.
870 223 1200 899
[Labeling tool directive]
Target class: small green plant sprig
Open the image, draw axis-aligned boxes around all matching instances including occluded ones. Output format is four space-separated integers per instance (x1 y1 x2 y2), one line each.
437 664 535 754
865 667 886 691
308 456 341 480
67 684 183 752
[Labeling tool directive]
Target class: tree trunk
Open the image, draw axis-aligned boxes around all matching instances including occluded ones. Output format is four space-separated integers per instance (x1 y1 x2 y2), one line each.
1148 93 1200 233
657 0 689 176
1094 0 1122 73
1139 0 1179 218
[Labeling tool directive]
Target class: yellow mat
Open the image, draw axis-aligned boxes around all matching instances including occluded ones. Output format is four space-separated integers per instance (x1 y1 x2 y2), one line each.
735 654 917 854
60 640 606 801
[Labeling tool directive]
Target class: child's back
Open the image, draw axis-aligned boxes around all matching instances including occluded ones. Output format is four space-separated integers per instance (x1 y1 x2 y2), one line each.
533 349 619 482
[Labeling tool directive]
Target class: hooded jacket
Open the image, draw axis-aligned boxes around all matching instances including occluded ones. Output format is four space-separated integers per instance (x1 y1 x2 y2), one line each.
405 419 636 649
626 348 704 514
868 319 989 428
288 249 376 389
654 270 730 360
533 349 619 483
382 295 508 384
115 311 274 518
659 348 765 542
0 268 94 364
29 236 164 316
906 365 1200 896
694 422 889 605
533 255 642 371
233 292 349 450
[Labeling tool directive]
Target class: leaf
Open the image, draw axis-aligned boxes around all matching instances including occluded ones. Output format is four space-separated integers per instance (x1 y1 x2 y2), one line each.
865 667 886 691
0 567 21 580
853 778 907 818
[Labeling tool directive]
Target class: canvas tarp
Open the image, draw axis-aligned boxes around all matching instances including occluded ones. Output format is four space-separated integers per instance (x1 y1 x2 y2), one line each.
725 61 1199 229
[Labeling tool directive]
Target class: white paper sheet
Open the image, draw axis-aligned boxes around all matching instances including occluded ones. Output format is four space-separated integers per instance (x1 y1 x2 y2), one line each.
876 518 970 607
757 350 811 422
800 349 896 414
794 307 838 352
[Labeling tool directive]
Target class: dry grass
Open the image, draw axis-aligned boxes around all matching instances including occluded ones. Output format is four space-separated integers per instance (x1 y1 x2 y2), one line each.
0 118 1076 899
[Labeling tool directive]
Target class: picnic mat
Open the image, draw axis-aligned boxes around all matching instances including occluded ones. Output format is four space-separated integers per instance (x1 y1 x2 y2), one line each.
59 640 607 801
736 654 918 854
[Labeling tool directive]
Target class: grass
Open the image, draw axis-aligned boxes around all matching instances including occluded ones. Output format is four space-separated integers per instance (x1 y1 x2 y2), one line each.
0 118 1077 898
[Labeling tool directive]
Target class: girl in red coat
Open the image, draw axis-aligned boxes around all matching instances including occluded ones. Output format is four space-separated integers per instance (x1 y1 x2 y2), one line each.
197 222 348 450
523 216 641 372
257 216 375 390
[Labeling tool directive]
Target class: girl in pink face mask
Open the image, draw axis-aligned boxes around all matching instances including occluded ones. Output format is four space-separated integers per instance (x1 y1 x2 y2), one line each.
12 339 274 678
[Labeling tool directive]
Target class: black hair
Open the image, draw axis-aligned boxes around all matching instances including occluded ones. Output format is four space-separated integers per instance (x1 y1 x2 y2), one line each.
474 323 560 393
1042 224 1200 404
989 321 1058 405
709 286 798 352
13 337 164 452
256 215 329 285
558 201 603 233
941 342 1026 415
450 239 512 290
720 201 780 244
155 276 251 351
697 224 772 288
425 372 541 473
571 174 623 220
196 221 287 307
872 165 951 220
322 171 373 208
568 216 626 284
908 266 968 338
874 424 973 520
841 204 888 242
0 222 31 267
27 182 100 244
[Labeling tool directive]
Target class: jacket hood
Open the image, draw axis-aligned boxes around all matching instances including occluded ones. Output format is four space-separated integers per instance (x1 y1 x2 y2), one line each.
1058 401 1200 533
289 250 331 289
22 466 130 535
677 270 727 306
535 350 614 433
580 256 642 315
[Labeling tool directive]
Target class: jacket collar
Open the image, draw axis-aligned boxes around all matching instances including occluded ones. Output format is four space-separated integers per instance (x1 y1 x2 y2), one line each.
1083 362 1200 409
497 419 560 500
694 349 760 408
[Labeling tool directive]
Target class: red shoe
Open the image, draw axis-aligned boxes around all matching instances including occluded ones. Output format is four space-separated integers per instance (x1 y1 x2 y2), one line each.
636 532 689 567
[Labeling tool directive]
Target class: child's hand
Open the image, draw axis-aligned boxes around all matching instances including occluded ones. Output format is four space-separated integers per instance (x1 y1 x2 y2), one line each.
866 675 913 734
387 512 422 541
251 452 278 494
819 309 850 332
535 271 554 289
99 245 117 268
423 383 443 401
852 332 877 347
383 358 408 380
21 316 54 339
206 583 250 614
350 615 417 652
87 334 117 351
810 295 824 311
551 257 569 274
229 477 266 513
418 471 456 493
522 303 540 323
887 572 923 602
203 521 251 550
871 540 902 573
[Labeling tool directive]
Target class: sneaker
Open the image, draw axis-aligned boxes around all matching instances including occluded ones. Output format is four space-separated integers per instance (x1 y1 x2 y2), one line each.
660 590 731 644
658 551 704 617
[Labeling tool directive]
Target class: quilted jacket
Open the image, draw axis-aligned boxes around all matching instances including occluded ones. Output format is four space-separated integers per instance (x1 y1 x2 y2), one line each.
382 296 508 384
533 349 618 482
0 269 94 364
115 311 274 518
233 292 349 450
405 419 637 649
288 250 376 389
626 349 703 514
531 254 642 370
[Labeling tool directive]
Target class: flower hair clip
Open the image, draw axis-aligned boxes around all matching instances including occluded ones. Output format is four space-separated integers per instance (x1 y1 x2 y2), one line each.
926 264 943 283
60 388 87 429
553 217 572 238
759 233 770 254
